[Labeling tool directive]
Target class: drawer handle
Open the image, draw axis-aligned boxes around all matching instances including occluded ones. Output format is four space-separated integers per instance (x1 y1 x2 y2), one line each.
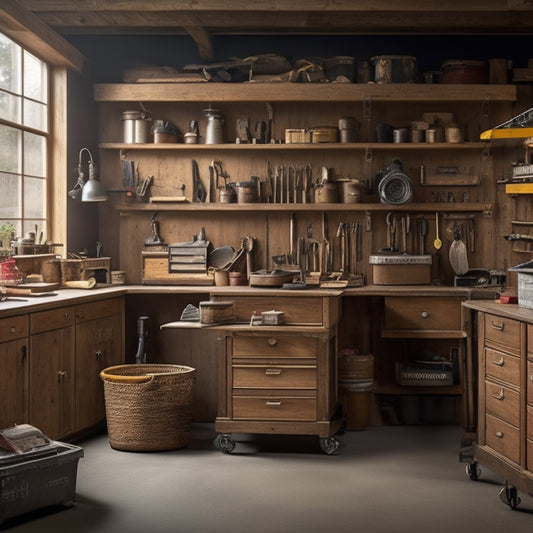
495 431 504 439
64 312 70 320
492 389 505 401
420 311 429 319
490 321 504 331
491 358 505 367
267 337 278 346
10 326 16 334
265 400 282 407
265 368 282 376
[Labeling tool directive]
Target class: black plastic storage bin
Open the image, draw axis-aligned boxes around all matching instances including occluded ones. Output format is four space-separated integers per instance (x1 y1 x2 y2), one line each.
0 424 84 525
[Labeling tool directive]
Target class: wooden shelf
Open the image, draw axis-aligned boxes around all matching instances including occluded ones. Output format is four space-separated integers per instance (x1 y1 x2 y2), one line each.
101 142 489 151
381 329 467 339
375 384 463 396
94 82 517 103
113 201 491 213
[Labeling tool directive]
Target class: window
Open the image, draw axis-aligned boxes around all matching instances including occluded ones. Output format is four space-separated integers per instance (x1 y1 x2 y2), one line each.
0 32 48 255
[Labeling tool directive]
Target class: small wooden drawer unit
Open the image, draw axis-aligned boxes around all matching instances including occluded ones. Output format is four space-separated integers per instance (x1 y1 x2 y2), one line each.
214 292 341 452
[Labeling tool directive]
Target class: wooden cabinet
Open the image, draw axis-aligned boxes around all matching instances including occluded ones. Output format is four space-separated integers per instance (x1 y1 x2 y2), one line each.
75 297 124 432
376 295 467 425
463 301 533 510
212 291 342 453
0 315 29 428
0 295 124 440
93 83 516 285
29 306 76 439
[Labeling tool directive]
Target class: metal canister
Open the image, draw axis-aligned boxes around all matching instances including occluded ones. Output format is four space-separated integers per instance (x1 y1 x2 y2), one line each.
122 110 152 143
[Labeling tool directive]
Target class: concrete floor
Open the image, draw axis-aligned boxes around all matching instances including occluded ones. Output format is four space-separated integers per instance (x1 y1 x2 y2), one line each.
2 424 533 532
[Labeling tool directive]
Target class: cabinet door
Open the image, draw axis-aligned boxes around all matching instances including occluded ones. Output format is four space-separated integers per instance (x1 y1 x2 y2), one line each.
76 313 123 431
0 339 28 428
29 326 75 439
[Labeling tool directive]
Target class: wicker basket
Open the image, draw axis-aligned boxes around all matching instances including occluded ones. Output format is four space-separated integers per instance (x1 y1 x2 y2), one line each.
100 364 196 452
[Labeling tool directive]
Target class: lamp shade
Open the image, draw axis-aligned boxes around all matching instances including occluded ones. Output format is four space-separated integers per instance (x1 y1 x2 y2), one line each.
82 177 108 202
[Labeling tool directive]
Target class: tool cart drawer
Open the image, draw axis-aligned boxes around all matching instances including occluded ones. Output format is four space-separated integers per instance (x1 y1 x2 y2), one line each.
485 347 520 386
212 295 336 327
485 380 520 427
484 314 521 355
232 334 318 359
233 365 317 389
232 393 317 421
383 296 462 332
485 413 520 464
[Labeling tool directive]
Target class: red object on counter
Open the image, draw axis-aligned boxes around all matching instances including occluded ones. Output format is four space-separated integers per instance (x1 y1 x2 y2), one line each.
499 294 518 304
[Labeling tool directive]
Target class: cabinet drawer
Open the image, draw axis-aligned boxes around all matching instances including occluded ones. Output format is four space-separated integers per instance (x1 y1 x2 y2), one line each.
528 404 533 440
213 295 326 326
233 365 316 389
0 315 28 342
76 297 122 323
484 314 521 355
233 395 316 421
485 380 520 427
528 361 533 405
383 296 462 331
485 413 520 464
233 334 317 359
485 347 520 386
30 306 75 334
528 439 533 472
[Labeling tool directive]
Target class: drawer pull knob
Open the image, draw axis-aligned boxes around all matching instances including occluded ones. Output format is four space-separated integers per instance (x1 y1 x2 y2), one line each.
10 326 16 334
491 358 505 367
267 337 278 346
265 400 282 407
265 368 282 376
495 431 504 439
492 389 505 401
420 311 429 319
64 312 70 320
490 321 504 331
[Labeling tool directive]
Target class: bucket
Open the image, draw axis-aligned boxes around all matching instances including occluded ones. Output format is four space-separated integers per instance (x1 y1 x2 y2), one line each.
338 379 374 430
338 352 374 380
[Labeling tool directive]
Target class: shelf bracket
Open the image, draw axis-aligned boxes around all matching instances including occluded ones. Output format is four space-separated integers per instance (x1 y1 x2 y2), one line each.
483 204 493 217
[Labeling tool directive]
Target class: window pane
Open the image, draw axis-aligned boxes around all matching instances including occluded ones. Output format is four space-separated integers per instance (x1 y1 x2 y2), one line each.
0 34 21 93
0 125 21 173
0 219 17 253
23 176 45 219
0 172 21 218
23 99 47 132
24 50 47 103
23 219 46 240
24 132 46 177
0 89 21 123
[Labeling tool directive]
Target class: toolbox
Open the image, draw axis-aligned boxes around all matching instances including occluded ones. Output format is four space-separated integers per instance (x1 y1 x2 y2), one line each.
369 254 432 285
168 242 209 273
0 424 84 524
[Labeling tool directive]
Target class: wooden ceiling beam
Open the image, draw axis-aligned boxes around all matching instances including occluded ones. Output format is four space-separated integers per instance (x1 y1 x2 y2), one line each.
184 26 213 60
0 0 84 71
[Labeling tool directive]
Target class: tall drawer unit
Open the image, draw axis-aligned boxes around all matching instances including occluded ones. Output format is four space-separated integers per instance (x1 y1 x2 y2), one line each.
463 300 533 509
214 292 342 454
479 312 524 468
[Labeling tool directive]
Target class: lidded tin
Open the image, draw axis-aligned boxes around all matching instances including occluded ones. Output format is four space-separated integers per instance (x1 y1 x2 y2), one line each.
122 110 152 143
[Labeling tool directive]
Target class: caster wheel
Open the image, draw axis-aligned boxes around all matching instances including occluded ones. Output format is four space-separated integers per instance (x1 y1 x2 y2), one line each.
319 436 340 455
465 462 481 481
499 484 521 510
217 434 236 454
